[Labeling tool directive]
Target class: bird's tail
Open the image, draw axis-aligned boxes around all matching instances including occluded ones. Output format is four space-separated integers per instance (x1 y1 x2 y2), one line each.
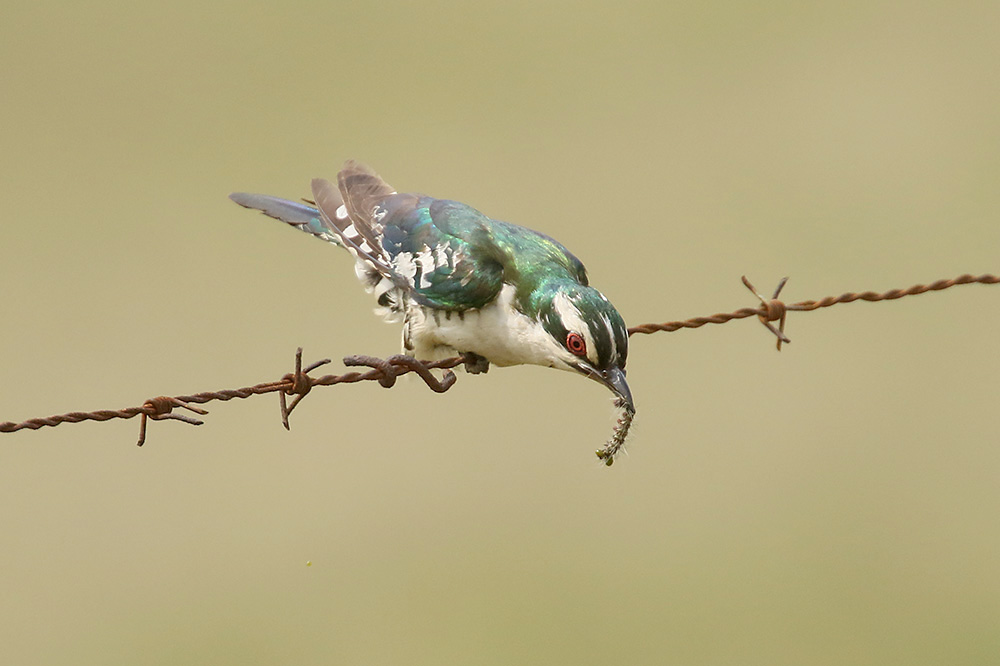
229 192 343 246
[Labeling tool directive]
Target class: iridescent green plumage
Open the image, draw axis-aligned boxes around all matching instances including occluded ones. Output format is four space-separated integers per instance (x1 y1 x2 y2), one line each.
231 161 634 429
364 194 590 315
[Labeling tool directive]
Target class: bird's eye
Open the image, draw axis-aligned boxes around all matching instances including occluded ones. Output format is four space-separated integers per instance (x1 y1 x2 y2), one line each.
566 332 587 356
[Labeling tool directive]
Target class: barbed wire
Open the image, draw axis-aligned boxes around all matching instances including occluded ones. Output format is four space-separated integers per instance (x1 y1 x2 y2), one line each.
627 272 999 350
1 351 465 446
1 271 997 451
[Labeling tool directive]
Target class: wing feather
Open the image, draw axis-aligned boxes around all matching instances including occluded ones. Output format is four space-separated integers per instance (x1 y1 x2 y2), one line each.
233 164 506 313
337 160 396 251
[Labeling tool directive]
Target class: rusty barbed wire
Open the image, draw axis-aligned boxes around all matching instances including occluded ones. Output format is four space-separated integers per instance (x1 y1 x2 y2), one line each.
1 271 997 445
1 349 465 446
627 272 1000 350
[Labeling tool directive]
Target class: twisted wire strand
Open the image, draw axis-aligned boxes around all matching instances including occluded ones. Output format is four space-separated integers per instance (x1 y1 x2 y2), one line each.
1 352 465 444
626 272 999 336
1 271 997 445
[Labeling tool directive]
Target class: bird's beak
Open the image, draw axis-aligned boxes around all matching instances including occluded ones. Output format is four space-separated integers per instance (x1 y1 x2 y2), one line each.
599 366 634 415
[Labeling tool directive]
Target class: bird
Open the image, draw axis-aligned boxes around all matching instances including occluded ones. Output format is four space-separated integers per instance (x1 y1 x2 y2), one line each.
230 161 633 415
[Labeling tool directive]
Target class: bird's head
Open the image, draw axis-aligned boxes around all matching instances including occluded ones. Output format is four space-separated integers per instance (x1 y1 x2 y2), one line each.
535 283 633 414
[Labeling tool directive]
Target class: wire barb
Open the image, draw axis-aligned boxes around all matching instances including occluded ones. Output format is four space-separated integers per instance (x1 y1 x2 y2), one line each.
2 271 997 456
279 347 332 430
741 275 791 349
627 271 999 349
136 397 208 447
2 349 463 445
343 354 459 393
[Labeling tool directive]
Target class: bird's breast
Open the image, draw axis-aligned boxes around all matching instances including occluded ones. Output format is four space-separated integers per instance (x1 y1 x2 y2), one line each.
406 284 555 367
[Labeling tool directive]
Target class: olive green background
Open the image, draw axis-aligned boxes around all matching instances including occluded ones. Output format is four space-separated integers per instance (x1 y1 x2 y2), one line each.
2 1 998 664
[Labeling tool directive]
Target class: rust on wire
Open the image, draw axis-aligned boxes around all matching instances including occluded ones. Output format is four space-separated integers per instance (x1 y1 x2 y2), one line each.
344 354 459 393
627 272 1000 348
741 275 792 350
1 348 463 446
279 348 331 430
137 397 208 447
1 270 997 446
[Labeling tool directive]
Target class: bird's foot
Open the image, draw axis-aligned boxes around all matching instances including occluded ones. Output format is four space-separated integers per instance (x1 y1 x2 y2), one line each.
462 352 490 374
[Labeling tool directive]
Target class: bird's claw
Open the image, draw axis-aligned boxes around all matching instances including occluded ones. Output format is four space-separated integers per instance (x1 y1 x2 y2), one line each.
462 353 490 375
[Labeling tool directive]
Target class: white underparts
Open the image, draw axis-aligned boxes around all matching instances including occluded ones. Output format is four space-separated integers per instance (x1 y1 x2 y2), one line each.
341 235 573 370
401 284 570 367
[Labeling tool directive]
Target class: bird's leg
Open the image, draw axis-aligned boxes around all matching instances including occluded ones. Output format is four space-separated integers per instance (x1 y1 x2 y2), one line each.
462 352 490 374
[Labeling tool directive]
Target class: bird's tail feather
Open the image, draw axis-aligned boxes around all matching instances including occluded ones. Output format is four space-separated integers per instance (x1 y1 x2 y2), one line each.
228 192 342 245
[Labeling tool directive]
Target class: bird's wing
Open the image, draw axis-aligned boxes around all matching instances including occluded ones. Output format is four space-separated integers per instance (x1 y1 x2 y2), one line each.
382 197 506 311
232 162 504 312
315 165 505 311
311 176 400 280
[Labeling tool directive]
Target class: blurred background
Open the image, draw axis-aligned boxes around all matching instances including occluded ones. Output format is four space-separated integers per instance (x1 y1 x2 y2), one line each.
2 1 998 664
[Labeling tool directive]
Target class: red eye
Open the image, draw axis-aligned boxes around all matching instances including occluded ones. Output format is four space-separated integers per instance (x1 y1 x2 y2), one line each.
566 332 587 356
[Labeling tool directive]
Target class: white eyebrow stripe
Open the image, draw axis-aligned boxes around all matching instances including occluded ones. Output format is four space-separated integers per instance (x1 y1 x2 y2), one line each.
602 312 616 361
553 292 598 365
